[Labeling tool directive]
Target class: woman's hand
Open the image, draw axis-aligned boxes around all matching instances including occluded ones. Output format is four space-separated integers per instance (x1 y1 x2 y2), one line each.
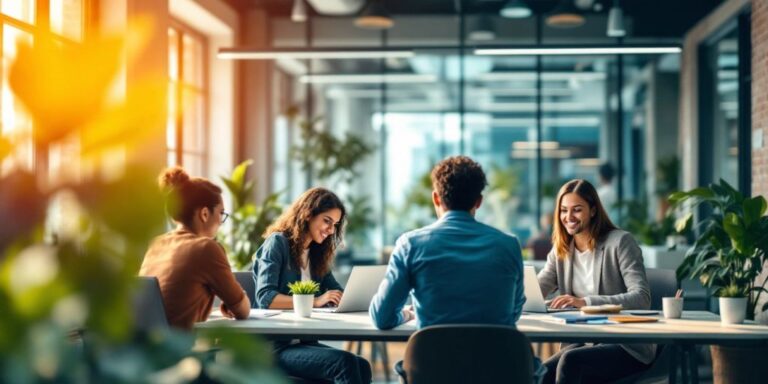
549 295 586 309
401 307 415 323
314 290 343 307
220 302 236 318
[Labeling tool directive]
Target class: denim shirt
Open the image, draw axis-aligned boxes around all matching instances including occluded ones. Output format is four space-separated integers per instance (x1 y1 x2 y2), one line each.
369 210 526 330
253 232 343 309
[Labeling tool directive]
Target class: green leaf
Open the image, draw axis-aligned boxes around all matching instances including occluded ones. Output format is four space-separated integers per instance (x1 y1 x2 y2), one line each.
743 196 767 226
231 160 254 187
287 280 319 295
675 212 693 233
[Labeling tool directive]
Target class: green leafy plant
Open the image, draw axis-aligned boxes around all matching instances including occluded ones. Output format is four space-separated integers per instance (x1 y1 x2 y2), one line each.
220 160 283 271
287 280 320 295
620 199 681 246
0 26 283 383
344 194 375 249
290 116 375 187
671 179 768 317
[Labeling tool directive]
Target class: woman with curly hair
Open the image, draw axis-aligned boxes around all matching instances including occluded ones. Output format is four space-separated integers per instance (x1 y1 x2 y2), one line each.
254 187 371 384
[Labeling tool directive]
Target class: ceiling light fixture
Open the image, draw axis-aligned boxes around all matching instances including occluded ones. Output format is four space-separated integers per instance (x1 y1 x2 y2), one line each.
500 0 532 19
468 15 496 41
291 0 307 23
606 0 626 37
217 48 414 60
355 0 394 29
299 74 437 84
546 0 585 28
475 46 681 56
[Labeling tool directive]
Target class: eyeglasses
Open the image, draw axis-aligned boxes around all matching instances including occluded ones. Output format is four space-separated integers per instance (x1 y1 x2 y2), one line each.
221 210 230 224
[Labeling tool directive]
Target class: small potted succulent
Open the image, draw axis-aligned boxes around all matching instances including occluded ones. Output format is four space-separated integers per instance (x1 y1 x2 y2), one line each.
288 280 320 318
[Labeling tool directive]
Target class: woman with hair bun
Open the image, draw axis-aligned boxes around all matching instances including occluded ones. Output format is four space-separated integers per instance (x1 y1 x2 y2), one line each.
140 167 250 329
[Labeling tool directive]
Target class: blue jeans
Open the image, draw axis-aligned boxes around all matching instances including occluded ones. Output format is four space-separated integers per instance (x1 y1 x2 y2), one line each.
275 342 372 384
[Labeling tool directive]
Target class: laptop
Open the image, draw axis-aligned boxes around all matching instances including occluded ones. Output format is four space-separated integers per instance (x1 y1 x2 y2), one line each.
522 266 577 313
313 265 388 313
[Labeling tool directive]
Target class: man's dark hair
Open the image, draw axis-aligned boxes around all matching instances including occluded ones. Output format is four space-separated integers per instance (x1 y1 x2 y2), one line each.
598 162 615 183
431 156 488 211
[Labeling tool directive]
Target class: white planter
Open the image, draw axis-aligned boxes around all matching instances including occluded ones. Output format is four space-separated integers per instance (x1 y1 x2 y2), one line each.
640 245 688 270
719 297 748 325
293 294 314 318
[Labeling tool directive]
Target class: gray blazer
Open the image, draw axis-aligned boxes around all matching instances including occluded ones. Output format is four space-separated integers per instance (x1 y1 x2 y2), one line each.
537 229 656 364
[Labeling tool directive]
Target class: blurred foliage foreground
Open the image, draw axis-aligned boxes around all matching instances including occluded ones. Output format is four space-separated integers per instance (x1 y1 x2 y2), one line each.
0 22 281 383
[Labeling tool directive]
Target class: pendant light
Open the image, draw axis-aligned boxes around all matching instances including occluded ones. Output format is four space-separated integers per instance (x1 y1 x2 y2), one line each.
606 0 626 37
500 0 532 19
355 0 394 30
291 0 307 23
468 14 496 41
546 0 585 28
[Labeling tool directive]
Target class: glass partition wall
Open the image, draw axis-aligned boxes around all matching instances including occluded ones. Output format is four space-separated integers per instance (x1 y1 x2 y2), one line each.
269 16 681 262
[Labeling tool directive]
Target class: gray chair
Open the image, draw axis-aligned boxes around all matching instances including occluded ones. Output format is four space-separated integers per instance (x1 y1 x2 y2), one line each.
611 268 679 384
397 324 535 384
233 271 256 305
212 271 256 308
646 268 678 310
133 276 169 331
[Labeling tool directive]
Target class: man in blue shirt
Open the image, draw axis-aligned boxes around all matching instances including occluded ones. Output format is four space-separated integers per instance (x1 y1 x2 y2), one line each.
369 156 526 330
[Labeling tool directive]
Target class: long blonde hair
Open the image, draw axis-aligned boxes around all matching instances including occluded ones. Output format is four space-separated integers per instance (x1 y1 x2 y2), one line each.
264 188 346 278
551 179 616 259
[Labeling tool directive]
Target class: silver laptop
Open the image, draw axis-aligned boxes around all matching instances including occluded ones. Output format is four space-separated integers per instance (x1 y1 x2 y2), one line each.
313 265 387 313
522 266 577 313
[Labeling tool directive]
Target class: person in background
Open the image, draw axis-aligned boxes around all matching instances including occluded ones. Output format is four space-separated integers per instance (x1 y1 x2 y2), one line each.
140 167 249 330
597 163 617 221
527 211 554 261
538 179 654 384
254 187 371 384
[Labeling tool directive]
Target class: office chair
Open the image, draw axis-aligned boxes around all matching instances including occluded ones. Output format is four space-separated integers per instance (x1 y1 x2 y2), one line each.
611 268 680 384
646 268 678 311
133 276 169 331
397 324 535 384
233 271 256 305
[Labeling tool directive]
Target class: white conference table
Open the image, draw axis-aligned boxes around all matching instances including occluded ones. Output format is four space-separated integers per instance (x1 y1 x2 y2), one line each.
197 310 768 345
197 310 768 384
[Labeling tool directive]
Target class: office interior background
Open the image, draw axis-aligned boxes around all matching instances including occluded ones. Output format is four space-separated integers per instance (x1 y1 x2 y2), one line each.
1 0 768 382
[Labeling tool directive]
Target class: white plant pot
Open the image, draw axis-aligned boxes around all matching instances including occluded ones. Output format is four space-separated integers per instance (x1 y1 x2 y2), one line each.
293 294 314 318
719 297 748 325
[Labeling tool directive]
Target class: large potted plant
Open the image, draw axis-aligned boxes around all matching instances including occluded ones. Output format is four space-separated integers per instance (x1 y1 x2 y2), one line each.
220 160 283 271
670 179 768 384
670 179 768 323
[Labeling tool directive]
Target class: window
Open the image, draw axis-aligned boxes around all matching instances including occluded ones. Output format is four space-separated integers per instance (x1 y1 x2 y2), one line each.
167 23 208 177
0 0 85 176
699 12 751 194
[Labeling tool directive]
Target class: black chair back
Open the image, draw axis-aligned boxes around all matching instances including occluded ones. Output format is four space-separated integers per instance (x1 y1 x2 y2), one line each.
646 268 678 310
403 324 534 384
133 276 169 331
233 271 256 305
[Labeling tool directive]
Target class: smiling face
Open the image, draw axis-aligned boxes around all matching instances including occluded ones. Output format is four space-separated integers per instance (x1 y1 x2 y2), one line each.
307 208 342 246
559 192 596 237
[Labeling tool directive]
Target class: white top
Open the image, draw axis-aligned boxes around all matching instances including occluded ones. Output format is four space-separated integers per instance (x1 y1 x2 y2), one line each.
572 247 596 305
300 249 311 282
